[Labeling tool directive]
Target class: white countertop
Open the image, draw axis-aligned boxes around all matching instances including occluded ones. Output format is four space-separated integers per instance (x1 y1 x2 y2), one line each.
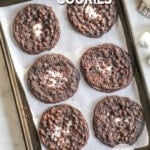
0 48 26 150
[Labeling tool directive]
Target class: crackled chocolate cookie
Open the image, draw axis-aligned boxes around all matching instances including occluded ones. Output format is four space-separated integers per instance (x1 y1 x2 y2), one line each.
67 0 118 38
39 104 89 150
27 54 80 103
13 4 60 54
80 44 133 92
93 96 144 147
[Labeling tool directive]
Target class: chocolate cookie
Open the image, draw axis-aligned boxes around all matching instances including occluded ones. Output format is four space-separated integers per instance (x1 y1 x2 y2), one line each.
80 44 133 92
27 54 80 103
39 104 89 150
13 4 60 54
67 0 118 38
93 96 144 147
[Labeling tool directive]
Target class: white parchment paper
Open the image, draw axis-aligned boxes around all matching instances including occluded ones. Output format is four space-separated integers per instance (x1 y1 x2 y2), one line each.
0 1 149 149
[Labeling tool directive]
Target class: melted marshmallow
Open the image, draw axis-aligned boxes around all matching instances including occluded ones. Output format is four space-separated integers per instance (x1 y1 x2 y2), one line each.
85 5 100 19
51 126 62 139
115 118 122 123
96 61 113 74
33 23 43 37
42 70 67 88
51 121 72 142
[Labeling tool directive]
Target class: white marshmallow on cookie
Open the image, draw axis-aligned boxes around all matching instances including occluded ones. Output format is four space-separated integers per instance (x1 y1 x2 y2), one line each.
85 5 100 19
33 23 43 38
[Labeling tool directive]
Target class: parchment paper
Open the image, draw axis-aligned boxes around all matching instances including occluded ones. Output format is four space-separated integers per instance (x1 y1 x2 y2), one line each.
0 1 149 149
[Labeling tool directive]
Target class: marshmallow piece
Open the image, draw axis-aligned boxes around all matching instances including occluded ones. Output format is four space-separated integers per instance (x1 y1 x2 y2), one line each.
115 117 122 123
33 23 43 37
139 32 150 48
85 5 99 19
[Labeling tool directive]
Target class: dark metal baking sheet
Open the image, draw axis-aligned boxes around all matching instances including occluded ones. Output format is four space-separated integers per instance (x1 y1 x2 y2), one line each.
0 0 30 7
0 23 41 150
0 0 150 150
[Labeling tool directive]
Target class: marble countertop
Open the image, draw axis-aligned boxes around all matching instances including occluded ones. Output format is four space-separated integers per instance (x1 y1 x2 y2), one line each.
0 47 26 150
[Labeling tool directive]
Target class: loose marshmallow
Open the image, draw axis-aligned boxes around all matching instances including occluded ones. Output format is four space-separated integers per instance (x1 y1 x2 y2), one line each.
139 32 150 49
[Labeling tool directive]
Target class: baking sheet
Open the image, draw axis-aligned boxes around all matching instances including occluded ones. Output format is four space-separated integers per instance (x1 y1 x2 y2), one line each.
0 0 149 149
123 0 150 100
